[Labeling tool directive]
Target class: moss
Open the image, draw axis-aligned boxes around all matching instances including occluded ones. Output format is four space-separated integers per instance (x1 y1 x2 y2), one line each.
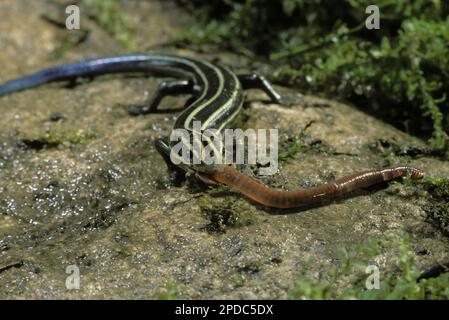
175 0 449 157
157 279 180 300
81 0 135 50
273 17 449 153
199 197 254 233
291 233 449 299
368 138 433 158
48 129 96 147
417 176 449 236
22 129 96 150
200 205 237 233
231 273 246 287
278 139 305 162
419 175 449 189
278 134 332 162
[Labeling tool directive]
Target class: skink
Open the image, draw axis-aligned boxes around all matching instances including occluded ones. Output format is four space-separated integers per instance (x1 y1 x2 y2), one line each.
0 54 423 208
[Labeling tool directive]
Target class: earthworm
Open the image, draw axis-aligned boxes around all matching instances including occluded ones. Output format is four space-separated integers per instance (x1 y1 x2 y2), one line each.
208 165 424 208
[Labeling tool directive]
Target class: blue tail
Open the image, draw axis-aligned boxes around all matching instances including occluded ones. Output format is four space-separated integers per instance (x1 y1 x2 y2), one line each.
0 74 49 96
0 55 159 96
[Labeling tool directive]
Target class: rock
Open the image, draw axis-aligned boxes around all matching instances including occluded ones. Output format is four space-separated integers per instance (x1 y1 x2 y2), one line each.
0 0 448 299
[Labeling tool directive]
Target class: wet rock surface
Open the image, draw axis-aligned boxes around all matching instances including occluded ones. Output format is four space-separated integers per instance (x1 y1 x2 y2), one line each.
0 0 448 299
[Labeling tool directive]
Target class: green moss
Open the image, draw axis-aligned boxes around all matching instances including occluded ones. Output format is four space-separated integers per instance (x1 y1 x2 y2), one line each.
278 139 306 162
198 197 255 233
173 20 231 47
417 176 449 235
23 129 96 149
419 175 449 189
81 0 135 50
200 205 237 233
272 17 449 153
157 279 179 300
176 0 449 157
231 273 246 287
278 135 332 162
50 129 96 147
291 233 449 299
